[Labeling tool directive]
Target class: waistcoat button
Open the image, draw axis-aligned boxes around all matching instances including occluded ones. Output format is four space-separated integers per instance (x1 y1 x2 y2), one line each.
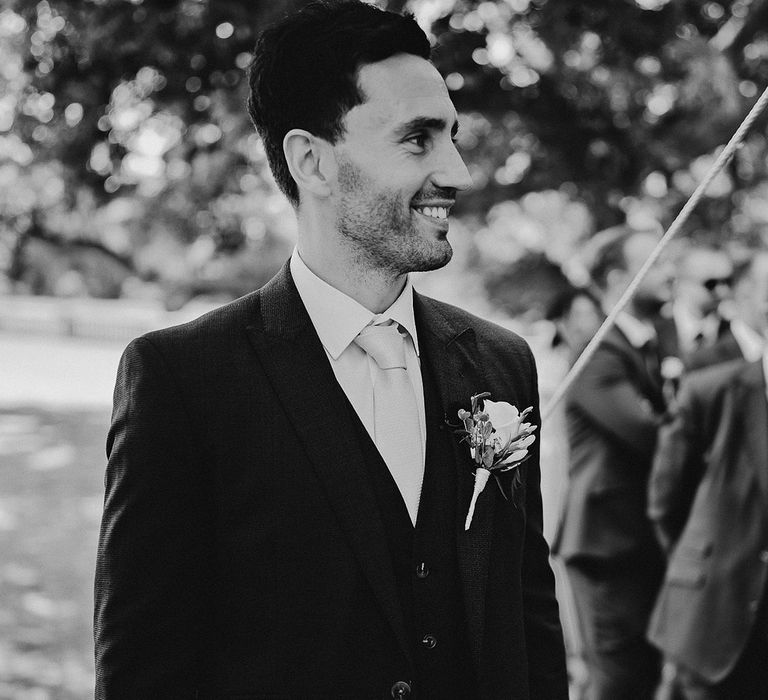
391 680 411 698
416 562 430 578
421 633 438 649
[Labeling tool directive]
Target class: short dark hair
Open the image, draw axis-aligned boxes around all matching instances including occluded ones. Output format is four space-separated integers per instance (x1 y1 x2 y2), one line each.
589 225 636 290
247 0 431 206
545 286 601 322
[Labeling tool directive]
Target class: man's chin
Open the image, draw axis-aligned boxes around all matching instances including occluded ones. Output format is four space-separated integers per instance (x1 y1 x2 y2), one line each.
409 243 453 273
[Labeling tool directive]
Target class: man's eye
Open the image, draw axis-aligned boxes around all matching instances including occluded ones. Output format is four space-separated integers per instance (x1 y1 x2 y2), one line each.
406 133 428 149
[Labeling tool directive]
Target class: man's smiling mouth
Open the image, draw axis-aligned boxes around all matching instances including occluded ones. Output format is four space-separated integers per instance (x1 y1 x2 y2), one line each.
411 205 450 220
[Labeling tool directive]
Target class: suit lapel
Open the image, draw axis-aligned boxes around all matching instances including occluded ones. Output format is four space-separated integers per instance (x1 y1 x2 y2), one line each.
414 293 492 670
734 361 768 499
714 331 743 364
606 326 663 406
245 264 412 664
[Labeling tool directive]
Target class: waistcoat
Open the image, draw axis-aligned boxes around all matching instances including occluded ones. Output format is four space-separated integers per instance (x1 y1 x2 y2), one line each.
352 347 475 699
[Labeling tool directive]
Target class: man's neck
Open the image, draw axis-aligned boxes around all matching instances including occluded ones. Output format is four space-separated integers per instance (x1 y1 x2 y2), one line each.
296 240 406 314
675 298 706 321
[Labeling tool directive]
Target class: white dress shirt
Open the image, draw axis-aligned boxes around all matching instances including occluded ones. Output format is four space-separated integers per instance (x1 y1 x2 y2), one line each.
289 249 427 465
672 302 721 354
615 311 657 349
730 319 765 363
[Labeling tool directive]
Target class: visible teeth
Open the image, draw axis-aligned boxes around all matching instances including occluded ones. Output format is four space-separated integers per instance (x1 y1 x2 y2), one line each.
415 206 448 220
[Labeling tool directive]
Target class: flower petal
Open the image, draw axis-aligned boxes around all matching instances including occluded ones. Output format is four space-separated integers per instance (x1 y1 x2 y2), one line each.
484 399 518 424
501 449 529 465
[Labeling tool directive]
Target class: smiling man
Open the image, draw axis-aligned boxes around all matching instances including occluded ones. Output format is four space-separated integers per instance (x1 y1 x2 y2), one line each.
94 2 567 698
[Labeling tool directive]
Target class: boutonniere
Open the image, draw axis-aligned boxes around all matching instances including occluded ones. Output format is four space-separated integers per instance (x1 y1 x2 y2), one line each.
452 392 536 531
661 355 684 406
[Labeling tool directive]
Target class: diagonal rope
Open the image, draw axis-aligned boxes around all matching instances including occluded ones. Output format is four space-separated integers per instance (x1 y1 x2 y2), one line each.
542 84 768 422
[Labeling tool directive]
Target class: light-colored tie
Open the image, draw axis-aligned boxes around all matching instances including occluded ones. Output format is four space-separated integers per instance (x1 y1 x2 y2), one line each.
354 322 424 525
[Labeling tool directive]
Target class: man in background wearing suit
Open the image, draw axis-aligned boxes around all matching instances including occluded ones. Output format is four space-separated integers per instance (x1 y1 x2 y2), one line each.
685 254 765 371
670 245 734 366
93 2 568 698
553 226 673 699
648 250 768 699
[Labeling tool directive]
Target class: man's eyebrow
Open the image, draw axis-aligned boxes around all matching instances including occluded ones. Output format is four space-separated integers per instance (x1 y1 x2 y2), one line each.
395 116 460 137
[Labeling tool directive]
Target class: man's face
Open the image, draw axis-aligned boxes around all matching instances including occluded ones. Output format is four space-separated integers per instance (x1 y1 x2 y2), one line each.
558 294 604 355
330 53 472 275
675 249 733 317
623 231 674 316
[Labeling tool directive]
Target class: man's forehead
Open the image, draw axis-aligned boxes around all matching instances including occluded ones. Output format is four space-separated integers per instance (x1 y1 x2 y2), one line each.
348 54 457 131
359 54 447 96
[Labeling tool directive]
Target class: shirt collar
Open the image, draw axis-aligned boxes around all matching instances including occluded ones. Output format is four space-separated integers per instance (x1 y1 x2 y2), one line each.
289 248 419 360
614 311 657 349
672 302 701 343
672 302 720 344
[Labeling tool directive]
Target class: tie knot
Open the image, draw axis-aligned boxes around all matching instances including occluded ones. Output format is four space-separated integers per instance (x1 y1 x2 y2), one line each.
354 323 407 370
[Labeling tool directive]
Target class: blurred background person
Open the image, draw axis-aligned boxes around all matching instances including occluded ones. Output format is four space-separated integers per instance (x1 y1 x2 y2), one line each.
685 254 766 371
552 226 674 700
670 245 734 364
647 250 768 700
546 286 605 364
5 0 768 695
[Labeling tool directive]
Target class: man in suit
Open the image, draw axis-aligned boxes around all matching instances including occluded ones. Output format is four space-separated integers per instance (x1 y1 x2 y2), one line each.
670 245 734 367
552 226 672 699
545 286 605 364
93 2 568 698
684 255 764 372
650 246 735 405
647 250 768 699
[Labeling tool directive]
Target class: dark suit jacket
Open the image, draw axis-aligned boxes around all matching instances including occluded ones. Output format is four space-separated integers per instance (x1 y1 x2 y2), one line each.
94 263 567 699
684 325 743 372
553 325 665 564
647 359 768 683
654 314 682 366
655 313 738 372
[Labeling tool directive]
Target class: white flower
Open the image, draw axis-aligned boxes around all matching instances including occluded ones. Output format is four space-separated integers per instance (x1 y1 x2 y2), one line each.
661 356 684 381
483 399 521 449
500 434 536 465
456 395 537 530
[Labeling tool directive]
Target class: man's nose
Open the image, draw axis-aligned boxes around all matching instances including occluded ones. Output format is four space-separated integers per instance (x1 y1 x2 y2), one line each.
433 141 473 192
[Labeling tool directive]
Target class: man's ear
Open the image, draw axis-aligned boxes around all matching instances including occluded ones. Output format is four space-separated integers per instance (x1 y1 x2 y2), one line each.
283 129 334 199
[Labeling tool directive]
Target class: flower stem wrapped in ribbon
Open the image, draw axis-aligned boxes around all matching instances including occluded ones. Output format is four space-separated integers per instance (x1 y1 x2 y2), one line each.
455 392 536 530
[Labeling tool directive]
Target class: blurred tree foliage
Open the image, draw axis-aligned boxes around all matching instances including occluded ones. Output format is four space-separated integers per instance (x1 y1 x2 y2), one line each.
2 0 768 313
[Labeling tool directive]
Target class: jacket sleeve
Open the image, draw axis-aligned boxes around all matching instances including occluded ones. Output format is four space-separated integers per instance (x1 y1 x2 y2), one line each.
647 377 705 553
94 337 213 699
521 351 570 699
569 345 661 457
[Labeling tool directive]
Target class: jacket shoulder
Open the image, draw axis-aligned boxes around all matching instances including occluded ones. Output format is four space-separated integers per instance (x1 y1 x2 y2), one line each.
139 289 262 349
683 358 749 398
417 294 531 356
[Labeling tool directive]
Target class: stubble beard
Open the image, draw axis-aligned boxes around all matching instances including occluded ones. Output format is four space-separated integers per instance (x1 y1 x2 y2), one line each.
335 158 453 277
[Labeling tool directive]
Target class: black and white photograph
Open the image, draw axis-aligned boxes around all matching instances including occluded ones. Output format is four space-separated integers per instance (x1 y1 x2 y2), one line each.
1 0 768 697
